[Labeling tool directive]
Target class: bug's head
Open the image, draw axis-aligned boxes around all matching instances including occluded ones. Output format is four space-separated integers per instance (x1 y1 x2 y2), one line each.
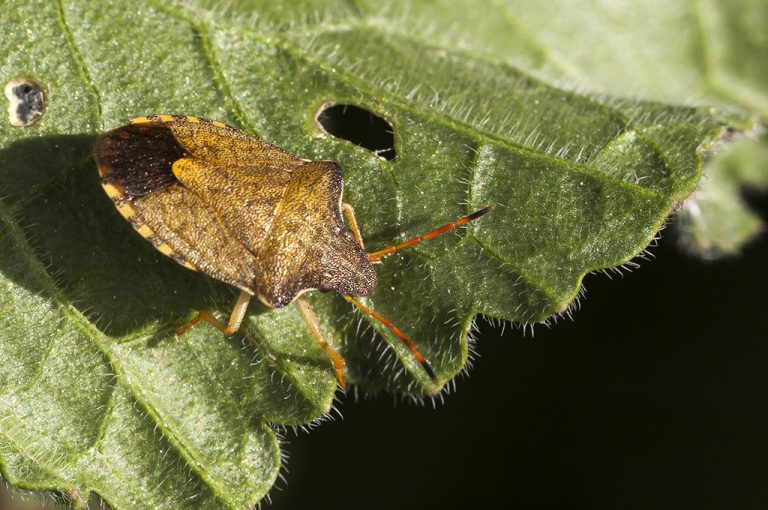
318 229 377 297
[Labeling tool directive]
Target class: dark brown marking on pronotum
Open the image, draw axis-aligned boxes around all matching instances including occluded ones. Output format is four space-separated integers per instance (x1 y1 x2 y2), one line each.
93 114 494 389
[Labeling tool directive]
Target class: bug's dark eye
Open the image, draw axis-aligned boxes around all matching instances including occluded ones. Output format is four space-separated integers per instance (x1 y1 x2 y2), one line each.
318 282 334 293
316 103 396 161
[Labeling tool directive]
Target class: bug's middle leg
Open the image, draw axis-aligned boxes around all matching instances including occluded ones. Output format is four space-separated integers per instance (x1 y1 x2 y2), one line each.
176 290 252 336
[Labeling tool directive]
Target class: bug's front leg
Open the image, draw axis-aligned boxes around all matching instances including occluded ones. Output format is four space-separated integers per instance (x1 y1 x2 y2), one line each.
294 296 346 389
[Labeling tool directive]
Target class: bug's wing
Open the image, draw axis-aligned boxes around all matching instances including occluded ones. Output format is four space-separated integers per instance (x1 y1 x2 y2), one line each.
166 116 303 169
172 158 348 307
94 119 262 293
170 157 293 258
123 184 260 294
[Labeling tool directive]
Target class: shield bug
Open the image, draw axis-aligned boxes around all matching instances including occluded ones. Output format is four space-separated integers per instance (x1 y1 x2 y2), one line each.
93 115 494 389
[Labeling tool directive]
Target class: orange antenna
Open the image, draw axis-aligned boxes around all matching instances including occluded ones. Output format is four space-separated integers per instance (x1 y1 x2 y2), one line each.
368 205 496 262
341 294 437 383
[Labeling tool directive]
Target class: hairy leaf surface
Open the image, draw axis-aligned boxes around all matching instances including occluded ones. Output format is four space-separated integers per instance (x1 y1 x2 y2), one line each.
0 1 762 508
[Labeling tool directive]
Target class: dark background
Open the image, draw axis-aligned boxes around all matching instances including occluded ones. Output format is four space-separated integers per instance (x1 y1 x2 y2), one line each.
270 194 768 510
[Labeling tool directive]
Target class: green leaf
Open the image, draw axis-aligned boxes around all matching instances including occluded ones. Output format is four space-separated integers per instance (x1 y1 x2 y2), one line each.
676 132 768 258
361 0 768 257
0 1 761 508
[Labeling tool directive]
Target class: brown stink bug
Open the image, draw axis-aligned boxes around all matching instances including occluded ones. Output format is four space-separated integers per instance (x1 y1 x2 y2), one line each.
93 115 494 389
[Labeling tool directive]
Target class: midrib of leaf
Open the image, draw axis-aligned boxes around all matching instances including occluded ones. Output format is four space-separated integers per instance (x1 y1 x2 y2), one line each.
177 7 686 176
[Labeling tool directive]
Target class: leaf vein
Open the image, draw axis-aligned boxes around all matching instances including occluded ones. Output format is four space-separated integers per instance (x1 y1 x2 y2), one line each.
54 0 102 129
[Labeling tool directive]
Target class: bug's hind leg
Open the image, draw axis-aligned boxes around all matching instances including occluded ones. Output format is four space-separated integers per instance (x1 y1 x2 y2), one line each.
176 290 252 336
295 296 346 390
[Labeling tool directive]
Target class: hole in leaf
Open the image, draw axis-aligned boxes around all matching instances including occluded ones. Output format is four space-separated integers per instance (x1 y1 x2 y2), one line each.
3 78 46 127
317 103 396 161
